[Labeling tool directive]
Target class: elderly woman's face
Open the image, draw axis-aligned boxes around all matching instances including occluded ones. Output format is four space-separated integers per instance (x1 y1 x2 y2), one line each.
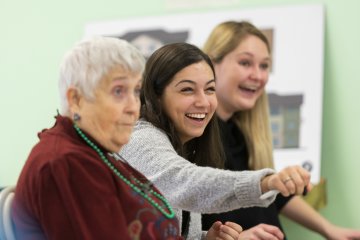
77 66 142 152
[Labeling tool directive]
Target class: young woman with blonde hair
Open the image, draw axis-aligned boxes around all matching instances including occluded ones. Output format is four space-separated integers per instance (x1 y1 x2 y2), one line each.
202 20 360 240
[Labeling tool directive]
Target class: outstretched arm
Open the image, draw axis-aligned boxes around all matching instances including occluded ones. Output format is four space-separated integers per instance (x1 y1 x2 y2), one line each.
120 121 310 213
281 196 360 240
120 121 276 213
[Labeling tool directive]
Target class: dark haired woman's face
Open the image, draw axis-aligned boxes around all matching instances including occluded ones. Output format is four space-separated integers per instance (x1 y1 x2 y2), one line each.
161 61 217 144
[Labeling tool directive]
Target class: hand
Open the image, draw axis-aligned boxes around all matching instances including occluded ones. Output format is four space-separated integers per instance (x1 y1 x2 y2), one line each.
238 224 284 240
324 224 360 240
261 165 310 197
206 221 243 240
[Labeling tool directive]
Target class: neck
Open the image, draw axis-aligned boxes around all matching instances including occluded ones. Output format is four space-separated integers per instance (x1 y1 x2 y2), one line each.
216 106 233 121
73 123 175 219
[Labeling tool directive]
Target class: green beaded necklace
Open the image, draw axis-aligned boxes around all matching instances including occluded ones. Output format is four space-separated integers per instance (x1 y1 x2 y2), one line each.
73 124 175 219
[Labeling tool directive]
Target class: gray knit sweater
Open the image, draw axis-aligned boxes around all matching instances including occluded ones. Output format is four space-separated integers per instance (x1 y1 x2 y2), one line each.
120 120 276 239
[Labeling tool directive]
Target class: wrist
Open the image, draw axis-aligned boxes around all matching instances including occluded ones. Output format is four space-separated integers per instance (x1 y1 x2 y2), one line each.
321 221 335 238
261 175 270 193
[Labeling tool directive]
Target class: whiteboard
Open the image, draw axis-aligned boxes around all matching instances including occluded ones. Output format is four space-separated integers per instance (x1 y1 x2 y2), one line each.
85 4 325 183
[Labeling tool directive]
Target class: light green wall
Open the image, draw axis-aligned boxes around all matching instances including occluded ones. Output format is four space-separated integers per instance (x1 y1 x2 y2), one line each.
1 0 359 239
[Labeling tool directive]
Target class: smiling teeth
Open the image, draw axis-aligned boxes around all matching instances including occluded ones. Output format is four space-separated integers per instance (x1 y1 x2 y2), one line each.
245 86 258 90
186 113 206 119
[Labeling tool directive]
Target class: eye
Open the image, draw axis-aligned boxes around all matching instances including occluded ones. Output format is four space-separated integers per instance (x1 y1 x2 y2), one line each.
205 86 216 94
260 63 270 70
239 60 251 67
180 87 193 93
134 87 141 97
113 86 124 97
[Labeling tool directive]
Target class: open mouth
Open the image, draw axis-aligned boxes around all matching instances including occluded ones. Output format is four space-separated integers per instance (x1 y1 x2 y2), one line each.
239 86 257 93
185 113 206 122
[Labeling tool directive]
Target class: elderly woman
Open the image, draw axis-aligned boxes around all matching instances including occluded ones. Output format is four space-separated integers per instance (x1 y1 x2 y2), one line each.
12 37 181 240
120 42 310 239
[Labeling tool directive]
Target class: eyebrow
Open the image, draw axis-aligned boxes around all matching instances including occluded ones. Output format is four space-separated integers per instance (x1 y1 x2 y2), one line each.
175 79 215 87
237 52 271 62
112 76 127 81
112 76 142 84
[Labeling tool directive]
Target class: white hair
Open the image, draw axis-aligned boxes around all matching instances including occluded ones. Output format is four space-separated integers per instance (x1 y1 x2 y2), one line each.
58 36 145 115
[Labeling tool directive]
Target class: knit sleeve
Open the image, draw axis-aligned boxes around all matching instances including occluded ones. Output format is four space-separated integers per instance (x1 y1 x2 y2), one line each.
120 120 276 213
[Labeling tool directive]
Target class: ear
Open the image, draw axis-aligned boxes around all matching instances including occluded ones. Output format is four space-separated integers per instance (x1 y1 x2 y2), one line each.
66 87 82 115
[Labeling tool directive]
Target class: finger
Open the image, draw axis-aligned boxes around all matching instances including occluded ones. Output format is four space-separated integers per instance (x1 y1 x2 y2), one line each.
224 221 243 233
306 182 313 192
211 221 223 232
280 175 295 195
298 166 311 185
218 232 239 240
259 224 284 239
253 228 282 240
280 169 301 195
219 224 241 240
290 173 305 195
288 166 309 195
294 166 310 184
270 174 290 197
281 166 309 195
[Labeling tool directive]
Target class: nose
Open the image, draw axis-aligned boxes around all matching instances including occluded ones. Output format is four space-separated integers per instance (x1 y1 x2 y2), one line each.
250 66 262 81
194 91 210 108
125 92 140 115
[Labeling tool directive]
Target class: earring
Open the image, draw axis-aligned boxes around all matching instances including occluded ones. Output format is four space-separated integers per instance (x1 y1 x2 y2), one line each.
73 113 81 122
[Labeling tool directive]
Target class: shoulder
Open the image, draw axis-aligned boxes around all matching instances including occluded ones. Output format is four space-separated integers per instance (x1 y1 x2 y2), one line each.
121 119 176 159
119 120 179 173
134 119 165 135
126 119 171 147
19 138 108 187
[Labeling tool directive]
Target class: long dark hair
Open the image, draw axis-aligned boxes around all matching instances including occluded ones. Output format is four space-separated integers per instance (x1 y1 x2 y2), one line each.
141 42 224 168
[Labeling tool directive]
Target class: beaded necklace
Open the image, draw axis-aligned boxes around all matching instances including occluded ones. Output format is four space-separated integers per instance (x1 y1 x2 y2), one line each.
73 124 175 219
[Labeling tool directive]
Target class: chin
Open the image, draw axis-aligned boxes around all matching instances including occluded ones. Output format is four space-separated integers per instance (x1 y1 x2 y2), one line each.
193 131 205 139
237 102 256 111
110 139 129 152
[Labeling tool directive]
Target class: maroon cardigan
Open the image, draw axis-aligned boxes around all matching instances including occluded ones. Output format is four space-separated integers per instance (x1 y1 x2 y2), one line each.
13 116 181 240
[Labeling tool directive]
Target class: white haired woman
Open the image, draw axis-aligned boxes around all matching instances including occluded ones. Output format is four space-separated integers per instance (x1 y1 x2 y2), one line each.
12 37 182 240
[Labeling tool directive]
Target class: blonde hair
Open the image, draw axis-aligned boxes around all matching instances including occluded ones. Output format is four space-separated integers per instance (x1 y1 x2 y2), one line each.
203 21 273 169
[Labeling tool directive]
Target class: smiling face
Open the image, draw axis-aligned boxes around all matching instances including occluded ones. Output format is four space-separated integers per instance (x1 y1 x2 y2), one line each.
70 65 142 152
214 35 271 120
161 61 217 144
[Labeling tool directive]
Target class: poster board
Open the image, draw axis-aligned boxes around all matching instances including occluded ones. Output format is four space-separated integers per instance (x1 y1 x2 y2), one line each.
85 4 325 183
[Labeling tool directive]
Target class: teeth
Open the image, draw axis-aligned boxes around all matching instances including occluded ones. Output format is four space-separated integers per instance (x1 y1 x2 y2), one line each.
186 113 206 119
244 86 258 91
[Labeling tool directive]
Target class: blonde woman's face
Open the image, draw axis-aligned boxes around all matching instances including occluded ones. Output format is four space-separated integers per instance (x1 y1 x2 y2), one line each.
214 35 270 120
76 66 142 152
161 61 217 144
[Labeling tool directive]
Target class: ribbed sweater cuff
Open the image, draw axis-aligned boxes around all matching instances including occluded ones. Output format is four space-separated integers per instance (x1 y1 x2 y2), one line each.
234 168 276 207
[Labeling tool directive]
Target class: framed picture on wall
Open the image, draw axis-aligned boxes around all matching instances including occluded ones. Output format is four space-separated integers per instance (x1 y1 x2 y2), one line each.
85 4 325 183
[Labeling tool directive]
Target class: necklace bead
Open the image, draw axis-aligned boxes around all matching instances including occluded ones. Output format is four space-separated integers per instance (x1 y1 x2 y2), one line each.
74 124 175 219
